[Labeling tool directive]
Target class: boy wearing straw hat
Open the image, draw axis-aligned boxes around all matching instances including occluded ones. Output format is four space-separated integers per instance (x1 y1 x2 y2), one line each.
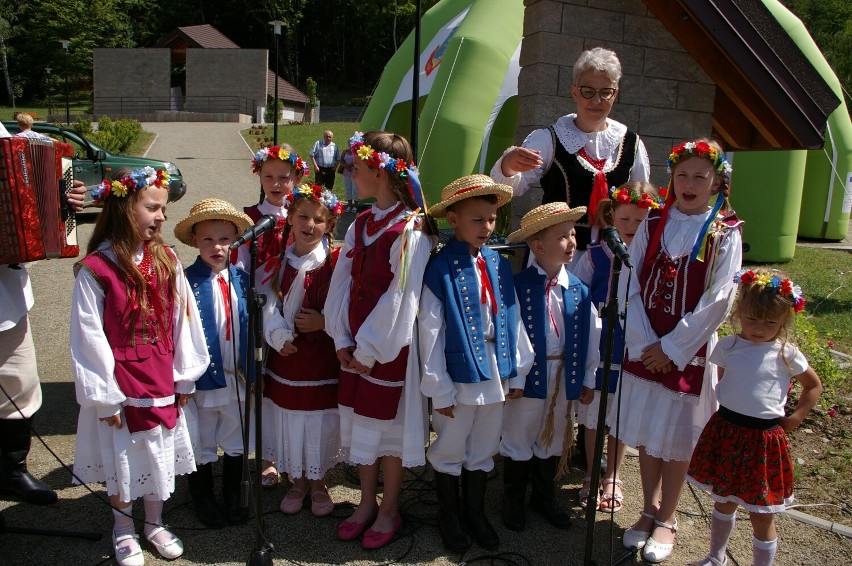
420 174 534 552
174 199 253 528
499 202 601 532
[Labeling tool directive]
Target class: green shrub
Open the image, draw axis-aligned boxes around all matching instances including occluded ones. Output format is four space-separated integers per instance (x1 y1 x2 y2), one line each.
89 117 142 154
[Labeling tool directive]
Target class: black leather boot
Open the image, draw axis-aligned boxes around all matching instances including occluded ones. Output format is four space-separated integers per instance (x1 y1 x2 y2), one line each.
0 418 57 505
187 462 226 528
501 458 530 531
461 468 499 550
434 471 472 553
221 454 249 524
529 456 572 529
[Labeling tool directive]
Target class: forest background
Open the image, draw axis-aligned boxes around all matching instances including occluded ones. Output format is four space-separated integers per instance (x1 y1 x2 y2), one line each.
0 0 849 110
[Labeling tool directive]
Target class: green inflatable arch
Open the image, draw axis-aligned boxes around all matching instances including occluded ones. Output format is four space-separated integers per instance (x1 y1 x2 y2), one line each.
359 0 523 211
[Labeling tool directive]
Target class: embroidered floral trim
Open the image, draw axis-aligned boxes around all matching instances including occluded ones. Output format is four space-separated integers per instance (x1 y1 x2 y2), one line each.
123 395 176 408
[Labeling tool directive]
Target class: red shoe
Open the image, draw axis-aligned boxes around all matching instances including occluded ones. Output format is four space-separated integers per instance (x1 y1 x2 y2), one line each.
361 514 402 549
337 514 375 541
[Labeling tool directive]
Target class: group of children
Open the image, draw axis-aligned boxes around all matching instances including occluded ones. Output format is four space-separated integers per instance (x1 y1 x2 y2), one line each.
68 130 821 566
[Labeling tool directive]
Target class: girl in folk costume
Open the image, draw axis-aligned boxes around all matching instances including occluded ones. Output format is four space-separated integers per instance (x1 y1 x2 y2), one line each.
687 270 821 566
325 131 434 549
235 144 310 271
71 168 209 566
572 181 661 512
260 184 344 518
615 140 743 563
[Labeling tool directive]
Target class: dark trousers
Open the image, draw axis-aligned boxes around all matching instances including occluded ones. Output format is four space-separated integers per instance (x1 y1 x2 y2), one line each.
315 166 336 192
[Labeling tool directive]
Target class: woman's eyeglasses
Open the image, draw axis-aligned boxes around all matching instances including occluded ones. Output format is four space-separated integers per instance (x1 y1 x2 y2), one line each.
576 86 618 101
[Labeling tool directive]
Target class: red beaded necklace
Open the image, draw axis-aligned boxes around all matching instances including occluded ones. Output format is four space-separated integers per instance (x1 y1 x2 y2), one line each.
138 241 154 282
365 202 404 237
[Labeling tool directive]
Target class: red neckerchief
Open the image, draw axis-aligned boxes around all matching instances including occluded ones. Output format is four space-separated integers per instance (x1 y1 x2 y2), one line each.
476 256 498 314
577 147 609 219
216 274 232 341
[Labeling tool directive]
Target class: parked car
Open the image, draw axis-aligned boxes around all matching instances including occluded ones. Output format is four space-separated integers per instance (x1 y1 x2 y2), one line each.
1 121 186 205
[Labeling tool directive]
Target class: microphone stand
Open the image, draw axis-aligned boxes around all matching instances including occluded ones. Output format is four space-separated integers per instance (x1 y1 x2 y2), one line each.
582 255 632 566
244 238 273 566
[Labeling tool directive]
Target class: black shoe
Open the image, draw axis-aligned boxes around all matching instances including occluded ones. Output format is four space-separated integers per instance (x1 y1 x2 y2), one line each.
187 463 226 528
434 471 472 553
0 417 57 505
222 455 249 524
501 458 531 531
461 468 499 550
529 456 572 530
0 469 58 505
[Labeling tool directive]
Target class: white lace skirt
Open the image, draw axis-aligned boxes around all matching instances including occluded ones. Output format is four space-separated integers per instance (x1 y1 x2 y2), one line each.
574 391 619 430
73 406 195 502
612 363 719 462
339 341 427 468
261 397 340 479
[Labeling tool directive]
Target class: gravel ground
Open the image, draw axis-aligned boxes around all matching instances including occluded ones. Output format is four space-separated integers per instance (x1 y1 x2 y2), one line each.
2 122 850 565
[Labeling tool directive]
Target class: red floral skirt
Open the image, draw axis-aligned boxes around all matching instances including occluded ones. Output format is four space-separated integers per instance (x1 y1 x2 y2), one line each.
687 408 794 513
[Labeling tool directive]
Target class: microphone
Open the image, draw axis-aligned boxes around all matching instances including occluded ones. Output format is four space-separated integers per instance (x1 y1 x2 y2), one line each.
229 215 278 250
600 225 633 268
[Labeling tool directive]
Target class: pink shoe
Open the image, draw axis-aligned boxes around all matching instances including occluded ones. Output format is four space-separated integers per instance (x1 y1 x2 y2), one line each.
362 514 402 549
279 486 307 515
311 489 335 517
337 516 373 541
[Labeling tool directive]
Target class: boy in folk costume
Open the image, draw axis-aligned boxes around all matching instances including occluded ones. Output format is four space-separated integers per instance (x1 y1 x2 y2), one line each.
420 175 534 553
500 203 601 532
174 199 253 527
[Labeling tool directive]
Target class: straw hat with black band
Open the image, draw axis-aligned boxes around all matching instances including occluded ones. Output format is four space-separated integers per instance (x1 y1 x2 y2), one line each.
174 198 253 247
507 202 588 243
428 174 513 218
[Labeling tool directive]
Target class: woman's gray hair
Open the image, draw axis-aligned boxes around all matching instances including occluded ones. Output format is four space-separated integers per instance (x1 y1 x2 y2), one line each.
572 47 622 85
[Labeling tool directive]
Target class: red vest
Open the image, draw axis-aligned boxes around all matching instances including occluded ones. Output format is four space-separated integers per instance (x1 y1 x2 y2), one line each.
78 251 177 434
264 249 340 411
241 204 288 267
338 212 410 422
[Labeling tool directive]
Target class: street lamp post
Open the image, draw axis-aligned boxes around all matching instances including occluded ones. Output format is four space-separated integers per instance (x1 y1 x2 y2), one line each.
59 40 70 125
268 20 284 146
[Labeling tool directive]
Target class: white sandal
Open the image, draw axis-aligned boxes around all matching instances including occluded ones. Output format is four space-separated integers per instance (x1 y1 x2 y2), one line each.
687 555 727 566
112 530 144 566
622 511 655 550
145 525 184 560
643 518 678 563
599 478 624 512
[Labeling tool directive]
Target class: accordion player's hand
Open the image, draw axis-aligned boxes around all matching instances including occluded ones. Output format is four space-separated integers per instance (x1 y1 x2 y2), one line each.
67 180 86 212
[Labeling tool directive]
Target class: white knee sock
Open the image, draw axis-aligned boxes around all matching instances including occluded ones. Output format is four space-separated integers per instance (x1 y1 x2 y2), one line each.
708 508 736 564
112 502 135 536
752 537 778 566
142 493 163 536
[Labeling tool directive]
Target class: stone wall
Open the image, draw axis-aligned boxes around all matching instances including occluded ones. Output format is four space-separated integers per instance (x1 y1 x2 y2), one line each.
93 49 170 116
514 0 716 218
185 49 267 115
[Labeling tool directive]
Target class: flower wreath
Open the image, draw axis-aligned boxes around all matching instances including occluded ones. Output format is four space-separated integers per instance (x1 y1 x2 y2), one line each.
251 146 310 176
91 166 170 203
609 186 663 209
733 269 806 313
666 141 732 175
285 183 344 216
349 131 413 178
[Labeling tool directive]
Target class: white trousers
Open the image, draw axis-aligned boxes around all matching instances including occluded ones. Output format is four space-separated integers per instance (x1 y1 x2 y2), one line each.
427 403 502 475
184 398 249 464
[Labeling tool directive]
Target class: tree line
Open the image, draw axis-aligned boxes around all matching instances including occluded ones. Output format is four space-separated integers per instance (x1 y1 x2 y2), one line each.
0 0 848 110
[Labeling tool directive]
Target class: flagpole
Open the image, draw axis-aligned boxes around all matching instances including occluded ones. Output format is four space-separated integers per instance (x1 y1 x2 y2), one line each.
411 0 421 161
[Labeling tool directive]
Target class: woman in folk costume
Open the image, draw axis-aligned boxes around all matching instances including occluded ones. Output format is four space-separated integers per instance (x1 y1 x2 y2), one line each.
615 140 743 563
491 47 650 255
71 168 209 566
325 131 435 549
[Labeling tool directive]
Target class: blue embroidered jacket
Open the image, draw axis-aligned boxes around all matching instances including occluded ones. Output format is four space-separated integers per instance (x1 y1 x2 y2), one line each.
422 238 518 383
513 265 591 400
185 258 250 390
587 244 623 392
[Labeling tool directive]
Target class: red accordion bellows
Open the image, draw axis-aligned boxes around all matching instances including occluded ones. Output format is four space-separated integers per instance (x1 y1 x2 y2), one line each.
0 137 79 264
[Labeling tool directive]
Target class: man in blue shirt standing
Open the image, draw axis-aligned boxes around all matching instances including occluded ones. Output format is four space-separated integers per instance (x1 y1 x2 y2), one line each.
309 130 340 192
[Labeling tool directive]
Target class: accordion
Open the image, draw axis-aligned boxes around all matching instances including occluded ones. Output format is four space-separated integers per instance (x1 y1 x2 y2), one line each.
0 137 79 264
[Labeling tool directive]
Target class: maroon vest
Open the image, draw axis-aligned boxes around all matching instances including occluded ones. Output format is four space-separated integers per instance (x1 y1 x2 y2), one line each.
79 251 177 434
264 249 340 411
623 211 739 397
338 211 410 422
241 204 288 267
